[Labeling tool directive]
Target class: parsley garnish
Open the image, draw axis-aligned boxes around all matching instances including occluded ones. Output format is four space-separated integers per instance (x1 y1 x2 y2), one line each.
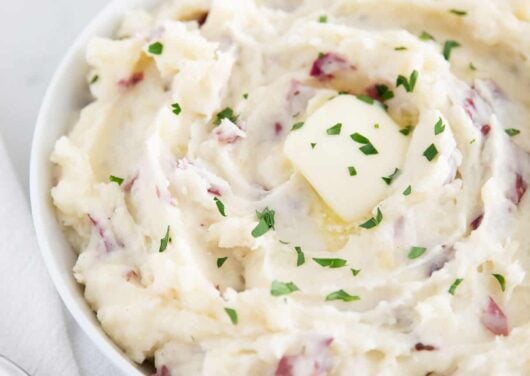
294 246 305 266
399 125 413 136
394 46 407 51
310 143 317 149
356 95 374 104
348 166 357 176
350 133 378 155
224 308 238 325
434 117 445 135
291 122 304 131
90 75 99 84
469 62 477 71
171 102 182 115
396 70 419 93
382 168 400 185
448 278 463 295
319 15 328 23
109 175 124 185
375 84 395 101
251 207 275 237
325 290 360 302
403 185 412 196
214 197 226 217
159 226 170 253
419 31 435 41
326 123 342 135
492 274 506 292
449 9 467 16
243 93 249 99
374 123 380 129
443 40 461 60
313 258 347 268
423 144 438 161
351 268 361 277
271 280 299 296
360 207 383 229
505 128 520 137
148 41 164 55
408 246 427 259
217 257 228 268
215 107 238 125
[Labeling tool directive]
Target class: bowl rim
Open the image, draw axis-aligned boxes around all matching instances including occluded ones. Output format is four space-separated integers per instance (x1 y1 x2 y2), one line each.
29 1 160 375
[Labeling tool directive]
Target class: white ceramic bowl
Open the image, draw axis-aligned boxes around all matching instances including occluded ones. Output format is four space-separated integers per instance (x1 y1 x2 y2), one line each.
30 1 162 374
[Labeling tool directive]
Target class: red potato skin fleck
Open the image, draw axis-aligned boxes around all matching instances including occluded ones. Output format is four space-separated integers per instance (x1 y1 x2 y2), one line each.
514 174 527 205
207 187 221 196
481 296 509 336
481 124 491 137
275 355 297 376
87 214 122 251
125 270 139 282
464 97 476 118
365 85 381 101
414 343 437 351
152 365 171 376
117 72 144 88
275 338 333 376
470 214 484 230
275 122 283 135
310 53 355 80
123 174 139 193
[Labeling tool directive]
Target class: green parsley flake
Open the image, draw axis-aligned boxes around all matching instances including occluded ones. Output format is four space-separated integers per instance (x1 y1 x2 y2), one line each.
505 128 520 137
319 15 328 23
375 84 395 101
469 62 477 71
326 123 342 135
90 75 99 84
443 40 461 61
224 308 238 325
448 278 463 295
215 107 238 125
279 240 290 245
291 122 304 131
294 246 305 266
251 207 275 238
171 102 182 116
470 139 476 144
374 123 380 129
356 95 375 104
394 46 407 51
408 246 427 259
109 175 124 185
382 168 400 185
399 125 413 136
396 70 419 93
419 31 435 41
350 133 379 155
360 207 383 229
403 185 412 196
148 41 164 55
449 9 467 16
434 117 446 135
348 166 358 177
325 290 360 302
492 273 506 292
423 144 439 161
311 143 317 149
351 268 361 277
217 257 228 268
159 226 170 253
313 258 347 268
214 197 226 217
270 280 299 296
243 93 249 99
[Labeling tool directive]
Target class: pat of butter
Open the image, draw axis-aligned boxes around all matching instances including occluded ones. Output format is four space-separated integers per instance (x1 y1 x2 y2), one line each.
284 94 409 222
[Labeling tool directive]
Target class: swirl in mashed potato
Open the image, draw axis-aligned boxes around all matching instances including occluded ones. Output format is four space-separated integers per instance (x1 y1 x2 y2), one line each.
51 0 530 374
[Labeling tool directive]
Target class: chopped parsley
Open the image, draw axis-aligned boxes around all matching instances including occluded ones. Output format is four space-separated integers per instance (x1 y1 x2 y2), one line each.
90 75 99 84
291 122 304 131
214 197 226 217
348 166 358 177
360 207 383 229
449 9 467 16
403 185 412 196
505 128 520 137
251 207 275 238
270 280 299 296
492 273 506 292
382 168 400 185
396 70 419 93
313 258 347 268
148 41 164 55
434 117 446 135
448 278 463 295
394 46 407 51
356 95 375 104
159 226 170 253
279 240 290 245
375 84 395 101
224 308 238 325
399 125 413 136
171 102 182 115
109 175 124 185
469 62 477 71
294 246 305 266
319 15 328 23
326 123 342 135
350 133 378 155
423 144 438 161
443 40 461 61
351 268 361 277
243 93 249 99
217 257 228 268
408 246 427 259
311 142 317 149
215 107 238 125
325 290 360 302
374 123 380 129
419 31 435 41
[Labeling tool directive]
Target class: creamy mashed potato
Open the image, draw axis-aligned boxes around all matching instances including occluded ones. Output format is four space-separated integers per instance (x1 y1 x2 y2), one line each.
51 0 530 374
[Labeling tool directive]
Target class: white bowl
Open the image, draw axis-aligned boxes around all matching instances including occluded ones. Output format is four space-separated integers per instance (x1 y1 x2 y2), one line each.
30 1 162 374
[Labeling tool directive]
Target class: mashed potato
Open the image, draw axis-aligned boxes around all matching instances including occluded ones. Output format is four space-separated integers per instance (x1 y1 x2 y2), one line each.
51 0 530 374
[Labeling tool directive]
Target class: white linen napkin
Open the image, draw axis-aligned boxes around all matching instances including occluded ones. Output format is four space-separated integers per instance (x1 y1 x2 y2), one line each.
0 136 123 375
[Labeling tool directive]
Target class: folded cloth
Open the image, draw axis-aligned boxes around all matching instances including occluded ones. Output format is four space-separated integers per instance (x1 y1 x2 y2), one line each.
0 136 122 375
